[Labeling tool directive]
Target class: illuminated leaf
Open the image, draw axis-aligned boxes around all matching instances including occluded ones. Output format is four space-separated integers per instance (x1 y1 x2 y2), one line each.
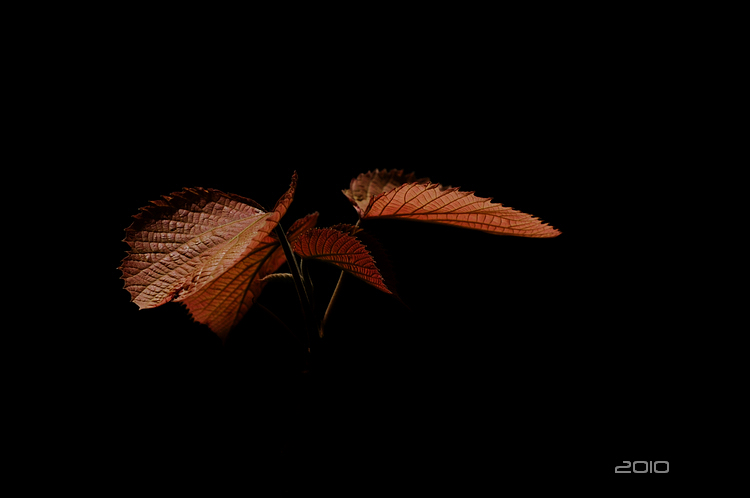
120 173 319 339
342 169 430 217
343 169 560 238
180 211 318 339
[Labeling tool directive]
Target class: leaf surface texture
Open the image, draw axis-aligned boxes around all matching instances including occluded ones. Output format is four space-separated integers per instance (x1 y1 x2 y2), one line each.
343 169 560 238
293 227 391 294
120 173 319 339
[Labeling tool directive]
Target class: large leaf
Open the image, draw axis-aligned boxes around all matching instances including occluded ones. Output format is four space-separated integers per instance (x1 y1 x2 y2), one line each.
292 226 392 294
343 169 560 238
180 211 318 338
120 173 317 339
342 169 430 217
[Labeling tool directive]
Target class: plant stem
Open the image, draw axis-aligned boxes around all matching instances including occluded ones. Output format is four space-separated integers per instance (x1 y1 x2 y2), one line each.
274 223 315 351
318 219 359 338
301 258 314 308
255 302 298 342
319 269 345 338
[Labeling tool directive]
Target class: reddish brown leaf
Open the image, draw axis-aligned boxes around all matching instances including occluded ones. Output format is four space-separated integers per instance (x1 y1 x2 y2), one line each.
180 211 318 338
343 169 560 238
178 227 282 338
259 211 321 277
120 173 314 339
292 227 392 294
342 169 430 217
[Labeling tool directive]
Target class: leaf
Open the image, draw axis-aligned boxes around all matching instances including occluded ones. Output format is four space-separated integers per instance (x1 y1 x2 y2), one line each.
292 226 392 294
120 172 318 340
342 169 430 217
258 210 319 281
180 211 318 339
343 169 560 238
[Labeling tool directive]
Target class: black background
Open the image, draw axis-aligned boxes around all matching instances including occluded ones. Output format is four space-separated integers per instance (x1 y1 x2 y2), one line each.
31 12 710 490
100 152 582 480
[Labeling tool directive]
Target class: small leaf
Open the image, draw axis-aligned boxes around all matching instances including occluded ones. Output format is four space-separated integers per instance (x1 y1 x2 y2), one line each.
120 173 317 340
292 227 392 294
260 273 293 282
344 169 560 238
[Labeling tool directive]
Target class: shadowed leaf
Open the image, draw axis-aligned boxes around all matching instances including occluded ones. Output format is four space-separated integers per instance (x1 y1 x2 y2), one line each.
180 211 318 339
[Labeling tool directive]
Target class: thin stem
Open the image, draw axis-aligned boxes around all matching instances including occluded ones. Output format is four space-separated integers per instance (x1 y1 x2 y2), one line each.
319 270 345 338
274 222 315 350
318 218 360 338
255 302 299 342
275 224 309 309
301 258 314 308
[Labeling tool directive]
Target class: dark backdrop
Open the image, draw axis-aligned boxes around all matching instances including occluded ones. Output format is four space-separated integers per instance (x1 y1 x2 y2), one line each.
96 129 584 476
48 25 698 488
